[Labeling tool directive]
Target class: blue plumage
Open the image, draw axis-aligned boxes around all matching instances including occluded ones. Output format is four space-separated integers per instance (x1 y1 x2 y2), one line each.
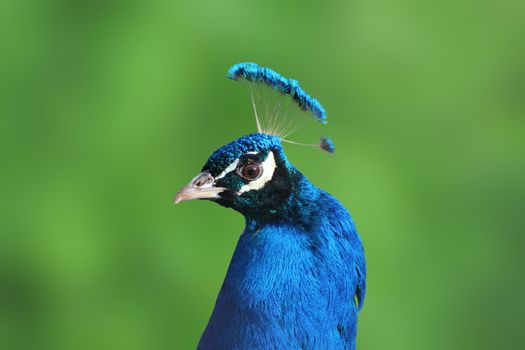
228 62 327 123
174 65 365 349
320 136 336 154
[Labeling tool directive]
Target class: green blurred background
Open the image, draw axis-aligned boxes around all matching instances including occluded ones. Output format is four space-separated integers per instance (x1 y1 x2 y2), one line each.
1 0 524 349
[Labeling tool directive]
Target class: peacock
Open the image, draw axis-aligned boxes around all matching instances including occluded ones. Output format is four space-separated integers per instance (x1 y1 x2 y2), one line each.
174 63 366 350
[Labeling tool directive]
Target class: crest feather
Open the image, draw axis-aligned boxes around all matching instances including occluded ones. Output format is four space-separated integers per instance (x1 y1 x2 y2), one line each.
228 62 327 124
227 62 335 154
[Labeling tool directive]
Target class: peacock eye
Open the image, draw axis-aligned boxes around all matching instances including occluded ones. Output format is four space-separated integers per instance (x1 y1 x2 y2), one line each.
238 163 262 181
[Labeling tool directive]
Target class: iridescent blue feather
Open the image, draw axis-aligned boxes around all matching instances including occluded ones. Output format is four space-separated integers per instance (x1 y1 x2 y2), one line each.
196 133 366 350
227 62 327 123
320 136 335 154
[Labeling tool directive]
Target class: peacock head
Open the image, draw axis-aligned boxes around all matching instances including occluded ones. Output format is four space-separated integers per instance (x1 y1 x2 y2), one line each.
173 62 335 219
174 133 296 217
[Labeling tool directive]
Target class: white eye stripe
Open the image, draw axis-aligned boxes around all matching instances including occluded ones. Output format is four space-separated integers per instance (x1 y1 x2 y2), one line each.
214 152 260 180
215 159 239 180
238 151 276 194
213 152 277 194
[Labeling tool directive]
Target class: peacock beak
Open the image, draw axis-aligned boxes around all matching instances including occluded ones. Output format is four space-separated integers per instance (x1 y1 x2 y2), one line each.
173 171 226 204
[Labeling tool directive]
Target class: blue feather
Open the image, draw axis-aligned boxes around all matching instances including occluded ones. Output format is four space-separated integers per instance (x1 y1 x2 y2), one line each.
320 136 336 154
227 62 327 124
195 134 366 350
199 185 365 349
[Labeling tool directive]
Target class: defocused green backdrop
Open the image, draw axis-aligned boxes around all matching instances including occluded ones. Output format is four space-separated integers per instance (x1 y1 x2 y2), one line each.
1 0 524 349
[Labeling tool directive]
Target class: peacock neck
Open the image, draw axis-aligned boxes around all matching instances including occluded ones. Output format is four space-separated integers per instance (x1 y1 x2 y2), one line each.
243 167 323 228
199 183 361 349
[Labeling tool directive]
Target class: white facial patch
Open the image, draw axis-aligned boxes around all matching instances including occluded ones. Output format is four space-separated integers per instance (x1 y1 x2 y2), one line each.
215 159 239 180
238 151 276 194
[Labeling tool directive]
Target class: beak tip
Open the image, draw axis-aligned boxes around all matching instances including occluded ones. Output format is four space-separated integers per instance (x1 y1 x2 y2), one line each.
173 171 224 205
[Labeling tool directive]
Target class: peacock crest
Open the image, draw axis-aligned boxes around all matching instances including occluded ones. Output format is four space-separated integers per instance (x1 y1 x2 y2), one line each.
227 62 335 154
